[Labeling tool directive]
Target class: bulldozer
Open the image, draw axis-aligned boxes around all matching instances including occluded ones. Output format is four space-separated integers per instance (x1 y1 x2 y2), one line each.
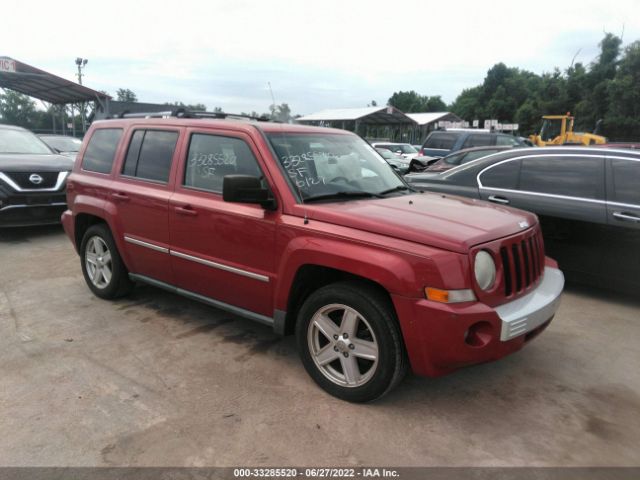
529 113 607 146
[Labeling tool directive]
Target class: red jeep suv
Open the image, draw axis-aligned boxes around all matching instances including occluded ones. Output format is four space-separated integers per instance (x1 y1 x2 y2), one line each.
62 112 564 402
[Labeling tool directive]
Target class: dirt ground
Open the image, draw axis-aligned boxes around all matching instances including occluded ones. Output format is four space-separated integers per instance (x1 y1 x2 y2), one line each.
1 225 639 467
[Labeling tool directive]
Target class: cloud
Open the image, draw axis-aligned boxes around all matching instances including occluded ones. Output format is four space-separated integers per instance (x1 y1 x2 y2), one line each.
2 0 639 114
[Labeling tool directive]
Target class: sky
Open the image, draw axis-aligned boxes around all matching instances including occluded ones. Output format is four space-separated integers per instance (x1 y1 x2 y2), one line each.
3 0 640 115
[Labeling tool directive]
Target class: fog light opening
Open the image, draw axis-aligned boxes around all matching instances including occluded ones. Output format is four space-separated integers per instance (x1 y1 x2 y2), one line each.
464 321 493 348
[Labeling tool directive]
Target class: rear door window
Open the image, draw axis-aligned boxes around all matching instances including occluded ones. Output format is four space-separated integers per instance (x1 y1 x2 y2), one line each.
463 134 493 148
519 155 604 199
82 128 123 174
424 133 457 150
121 130 179 183
610 159 640 205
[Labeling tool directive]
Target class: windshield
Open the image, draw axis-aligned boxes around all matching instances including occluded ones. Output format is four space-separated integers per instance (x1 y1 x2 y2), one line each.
0 129 52 154
40 135 82 152
267 132 405 201
539 119 561 142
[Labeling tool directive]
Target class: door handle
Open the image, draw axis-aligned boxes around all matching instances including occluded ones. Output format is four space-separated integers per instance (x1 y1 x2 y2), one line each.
613 211 640 223
174 205 198 216
112 192 130 201
488 195 510 205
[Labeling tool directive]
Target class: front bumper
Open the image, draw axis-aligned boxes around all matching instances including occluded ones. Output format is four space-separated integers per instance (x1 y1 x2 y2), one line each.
0 201 67 227
392 266 564 377
0 184 67 227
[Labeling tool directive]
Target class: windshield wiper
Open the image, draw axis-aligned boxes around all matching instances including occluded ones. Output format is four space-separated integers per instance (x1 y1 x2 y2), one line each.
378 185 415 196
304 191 384 203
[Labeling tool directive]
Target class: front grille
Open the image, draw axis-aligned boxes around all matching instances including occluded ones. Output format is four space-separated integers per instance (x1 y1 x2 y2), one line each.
499 229 545 297
3 172 59 189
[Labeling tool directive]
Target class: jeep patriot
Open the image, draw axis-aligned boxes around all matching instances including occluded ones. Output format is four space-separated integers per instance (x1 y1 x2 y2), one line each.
62 112 564 402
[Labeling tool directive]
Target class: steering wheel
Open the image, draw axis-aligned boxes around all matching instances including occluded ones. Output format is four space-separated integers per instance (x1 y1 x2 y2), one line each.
329 176 349 183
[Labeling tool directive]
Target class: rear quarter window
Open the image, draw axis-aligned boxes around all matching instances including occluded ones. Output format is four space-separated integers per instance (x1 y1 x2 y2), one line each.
82 128 123 174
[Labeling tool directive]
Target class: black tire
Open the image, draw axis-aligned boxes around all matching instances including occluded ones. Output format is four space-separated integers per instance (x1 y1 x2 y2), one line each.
296 281 408 402
80 223 133 299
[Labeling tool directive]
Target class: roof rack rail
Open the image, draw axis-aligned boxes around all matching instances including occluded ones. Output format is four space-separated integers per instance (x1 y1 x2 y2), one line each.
107 108 273 122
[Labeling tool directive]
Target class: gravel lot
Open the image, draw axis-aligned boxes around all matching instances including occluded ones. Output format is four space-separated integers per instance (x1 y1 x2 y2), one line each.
1 225 639 467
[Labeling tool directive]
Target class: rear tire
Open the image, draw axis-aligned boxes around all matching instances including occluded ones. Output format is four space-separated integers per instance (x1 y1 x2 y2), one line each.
296 281 407 402
80 224 133 299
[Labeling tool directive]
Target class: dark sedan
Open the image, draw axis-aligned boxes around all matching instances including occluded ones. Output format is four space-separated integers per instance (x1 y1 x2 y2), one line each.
0 125 74 227
406 146 640 292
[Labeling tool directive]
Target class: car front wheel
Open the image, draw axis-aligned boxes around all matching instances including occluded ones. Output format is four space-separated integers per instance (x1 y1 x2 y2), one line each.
296 281 407 402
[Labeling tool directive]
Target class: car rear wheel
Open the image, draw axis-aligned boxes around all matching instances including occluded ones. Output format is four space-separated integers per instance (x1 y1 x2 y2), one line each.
80 224 132 299
296 281 407 402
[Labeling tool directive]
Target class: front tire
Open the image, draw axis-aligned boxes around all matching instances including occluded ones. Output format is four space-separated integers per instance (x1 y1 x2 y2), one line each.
80 224 132 299
296 281 407 402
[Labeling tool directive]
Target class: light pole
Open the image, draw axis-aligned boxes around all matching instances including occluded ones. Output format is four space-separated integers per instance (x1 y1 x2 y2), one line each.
75 57 88 85
75 57 88 134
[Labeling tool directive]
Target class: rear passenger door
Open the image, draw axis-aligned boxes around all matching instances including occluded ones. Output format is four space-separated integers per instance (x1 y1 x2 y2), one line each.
603 156 640 287
111 128 182 285
168 129 277 317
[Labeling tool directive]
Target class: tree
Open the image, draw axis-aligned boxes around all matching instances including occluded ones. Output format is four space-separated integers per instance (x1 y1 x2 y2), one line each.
165 101 207 111
116 88 138 102
269 103 292 123
0 90 38 128
388 91 447 113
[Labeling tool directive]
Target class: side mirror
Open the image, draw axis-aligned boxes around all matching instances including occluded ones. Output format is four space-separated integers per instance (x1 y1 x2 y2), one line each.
223 175 276 210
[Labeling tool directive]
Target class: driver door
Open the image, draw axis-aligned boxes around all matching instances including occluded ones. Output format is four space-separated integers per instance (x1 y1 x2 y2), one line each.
168 129 277 317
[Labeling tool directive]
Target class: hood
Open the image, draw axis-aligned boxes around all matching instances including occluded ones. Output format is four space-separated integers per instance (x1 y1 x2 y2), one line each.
0 153 74 172
305 192 537 254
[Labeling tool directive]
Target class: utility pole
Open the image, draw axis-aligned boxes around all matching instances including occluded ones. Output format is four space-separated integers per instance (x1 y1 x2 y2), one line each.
75 57 88 134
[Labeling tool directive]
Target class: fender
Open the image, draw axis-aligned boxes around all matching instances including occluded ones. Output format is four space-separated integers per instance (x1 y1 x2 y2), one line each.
71 196 134 271
274 235 421 312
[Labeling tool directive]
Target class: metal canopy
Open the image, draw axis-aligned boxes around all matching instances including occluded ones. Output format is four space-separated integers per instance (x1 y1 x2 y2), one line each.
297 106 415 125
0 56 110 104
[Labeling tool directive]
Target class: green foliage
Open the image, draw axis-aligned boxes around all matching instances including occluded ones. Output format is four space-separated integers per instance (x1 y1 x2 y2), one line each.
0 90 38 127
269 103 292 123
165 101 208 111
449 33 640 140
116 88 138 102
388 91 446 113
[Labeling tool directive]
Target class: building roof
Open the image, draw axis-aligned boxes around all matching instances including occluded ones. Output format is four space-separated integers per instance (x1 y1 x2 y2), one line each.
405 112 461 125
0 56 110 104
297 106 414 124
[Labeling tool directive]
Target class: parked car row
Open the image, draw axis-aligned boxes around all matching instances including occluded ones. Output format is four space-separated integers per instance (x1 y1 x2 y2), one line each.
419 130 527 157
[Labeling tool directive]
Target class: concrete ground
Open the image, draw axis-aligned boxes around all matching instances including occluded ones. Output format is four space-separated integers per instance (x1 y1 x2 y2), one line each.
0 225 639 467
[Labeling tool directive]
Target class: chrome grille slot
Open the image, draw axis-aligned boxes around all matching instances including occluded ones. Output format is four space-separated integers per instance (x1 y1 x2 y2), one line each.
500 247 512 296
498 229 545 297
512 244 523 292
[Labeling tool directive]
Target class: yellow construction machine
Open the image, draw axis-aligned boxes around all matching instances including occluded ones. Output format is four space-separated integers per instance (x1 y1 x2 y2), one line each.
529 113 607 146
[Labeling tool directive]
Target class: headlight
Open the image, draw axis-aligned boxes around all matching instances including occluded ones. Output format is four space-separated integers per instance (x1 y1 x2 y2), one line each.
474 250 496 291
